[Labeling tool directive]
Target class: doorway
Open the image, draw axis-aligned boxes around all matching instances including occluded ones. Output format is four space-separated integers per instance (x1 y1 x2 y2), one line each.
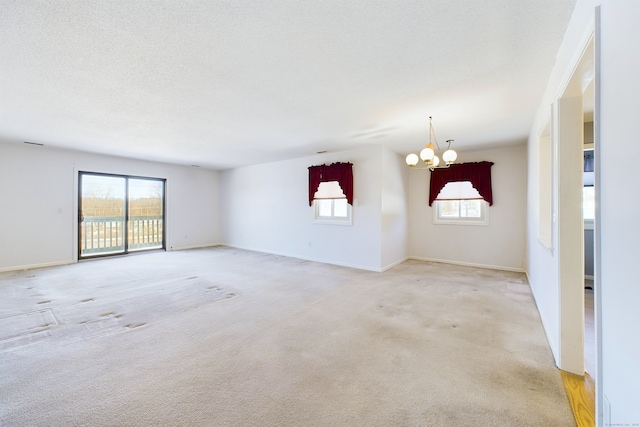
582 81 596 380
555 33 597 426
78 172 166 259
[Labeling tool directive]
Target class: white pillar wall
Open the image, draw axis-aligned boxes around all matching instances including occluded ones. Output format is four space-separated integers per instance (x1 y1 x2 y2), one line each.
555 95 586 375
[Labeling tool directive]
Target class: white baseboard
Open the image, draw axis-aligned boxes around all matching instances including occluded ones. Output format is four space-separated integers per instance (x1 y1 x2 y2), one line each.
169 243 223 251
381 257 409 272
408 256 525 273
0 260 75 273
220 244 385 272
0 247 522 276
524 269 560 366
0 245 224 272
213 246 522 274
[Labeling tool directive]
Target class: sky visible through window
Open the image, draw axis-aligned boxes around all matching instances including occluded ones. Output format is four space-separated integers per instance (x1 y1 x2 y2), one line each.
82 175 162 199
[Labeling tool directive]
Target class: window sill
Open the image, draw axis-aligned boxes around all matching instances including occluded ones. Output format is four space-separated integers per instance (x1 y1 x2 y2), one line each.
433 218 489 226
314 217 353 226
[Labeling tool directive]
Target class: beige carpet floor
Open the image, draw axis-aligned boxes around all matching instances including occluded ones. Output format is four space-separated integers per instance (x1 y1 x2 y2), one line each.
0 247 574 426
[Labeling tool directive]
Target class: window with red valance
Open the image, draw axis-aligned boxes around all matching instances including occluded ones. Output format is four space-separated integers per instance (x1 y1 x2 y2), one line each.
429 161 494 206
308 162 353 206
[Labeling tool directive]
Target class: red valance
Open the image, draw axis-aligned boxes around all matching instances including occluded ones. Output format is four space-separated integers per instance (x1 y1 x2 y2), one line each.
308 162 353 206
429 161 494 206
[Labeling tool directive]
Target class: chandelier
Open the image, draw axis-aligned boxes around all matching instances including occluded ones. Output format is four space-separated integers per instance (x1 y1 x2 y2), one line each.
405 116 457 170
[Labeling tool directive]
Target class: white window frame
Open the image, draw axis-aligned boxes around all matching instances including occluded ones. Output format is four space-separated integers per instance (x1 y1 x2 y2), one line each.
433 199 489 226
313 198 353 226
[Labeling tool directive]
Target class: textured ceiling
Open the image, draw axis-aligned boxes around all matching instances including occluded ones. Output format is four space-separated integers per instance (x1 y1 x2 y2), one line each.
0 0 577 169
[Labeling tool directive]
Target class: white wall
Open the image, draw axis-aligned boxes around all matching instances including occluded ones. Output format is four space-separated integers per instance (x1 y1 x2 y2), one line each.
408 144 527 271
528 0 640 423
381 148 409 270
526 0 597 375
380 147 409 270
0 141 220 271
598 0 640 424
220 146 396 271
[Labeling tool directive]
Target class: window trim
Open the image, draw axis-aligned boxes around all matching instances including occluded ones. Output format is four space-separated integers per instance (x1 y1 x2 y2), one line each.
433 199 489 226
313 198 353 226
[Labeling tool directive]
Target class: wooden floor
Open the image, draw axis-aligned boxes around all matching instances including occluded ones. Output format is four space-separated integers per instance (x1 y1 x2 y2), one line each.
561 286 595 427
561 370 595 427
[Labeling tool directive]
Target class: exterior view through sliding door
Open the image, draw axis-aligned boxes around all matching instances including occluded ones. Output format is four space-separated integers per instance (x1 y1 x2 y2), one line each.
78 172 165 259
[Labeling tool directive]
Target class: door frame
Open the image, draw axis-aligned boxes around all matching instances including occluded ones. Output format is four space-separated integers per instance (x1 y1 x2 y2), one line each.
77 171 166 260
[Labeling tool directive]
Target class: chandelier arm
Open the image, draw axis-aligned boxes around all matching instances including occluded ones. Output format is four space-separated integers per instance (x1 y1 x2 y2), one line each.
407 163 452 171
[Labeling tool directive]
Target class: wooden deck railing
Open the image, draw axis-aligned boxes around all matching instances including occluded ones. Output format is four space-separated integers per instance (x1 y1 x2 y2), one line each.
81 216 163 255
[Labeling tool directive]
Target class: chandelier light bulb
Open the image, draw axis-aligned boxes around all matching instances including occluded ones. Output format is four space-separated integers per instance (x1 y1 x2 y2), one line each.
431 155 440 167
443 149 457 163
420 145 435 161
405 153 419 167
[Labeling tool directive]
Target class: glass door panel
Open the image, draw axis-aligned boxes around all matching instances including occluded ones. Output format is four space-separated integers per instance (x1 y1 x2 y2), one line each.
79 174 126 257
128 178 164 251
78 173 166 259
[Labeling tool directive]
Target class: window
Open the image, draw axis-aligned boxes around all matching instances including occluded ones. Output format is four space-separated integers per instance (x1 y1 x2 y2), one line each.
78 172 165 259
583 186 595 222
434 199 489 225
314 199 352 223
432 181 489 225
312 181 352 225
583 148 595 226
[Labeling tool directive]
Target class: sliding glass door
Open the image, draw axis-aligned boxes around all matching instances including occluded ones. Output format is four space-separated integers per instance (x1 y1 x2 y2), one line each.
79 172 165 259
127 178 165 252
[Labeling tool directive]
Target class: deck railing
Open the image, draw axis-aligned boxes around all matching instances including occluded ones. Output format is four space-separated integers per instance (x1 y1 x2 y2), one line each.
81 216 163 255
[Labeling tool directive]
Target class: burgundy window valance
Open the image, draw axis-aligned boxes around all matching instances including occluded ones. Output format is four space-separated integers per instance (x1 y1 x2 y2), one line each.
308 162 353 206
429 161 494 206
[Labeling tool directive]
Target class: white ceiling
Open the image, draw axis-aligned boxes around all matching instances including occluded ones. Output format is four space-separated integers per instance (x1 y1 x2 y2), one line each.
0 0 577 170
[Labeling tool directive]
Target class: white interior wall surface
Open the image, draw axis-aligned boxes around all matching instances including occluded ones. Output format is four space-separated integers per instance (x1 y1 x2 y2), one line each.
527 0 597 374
598 0 640 424
0 141 221 271
408 144 527 272
380 147 409 270
219 146 385 271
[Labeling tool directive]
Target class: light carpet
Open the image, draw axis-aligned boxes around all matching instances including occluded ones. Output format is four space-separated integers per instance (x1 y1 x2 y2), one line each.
0 247 574 426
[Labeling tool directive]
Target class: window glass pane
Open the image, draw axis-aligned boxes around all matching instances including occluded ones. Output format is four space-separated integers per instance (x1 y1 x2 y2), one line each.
333 199 348 217
80 174 126 256
434 200 488 225
128 179 164 251
460 200 482 218
439 201 460 218
317 200 332 217
583 186 595 220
